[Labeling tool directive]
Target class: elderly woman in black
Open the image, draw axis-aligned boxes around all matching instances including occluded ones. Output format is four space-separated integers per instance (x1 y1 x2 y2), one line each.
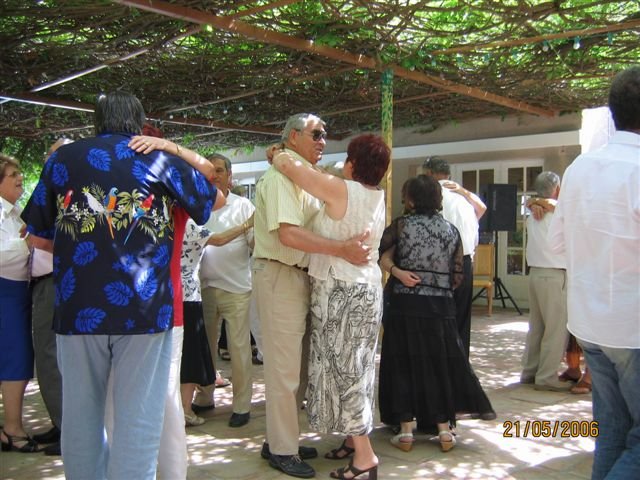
378 175 495 453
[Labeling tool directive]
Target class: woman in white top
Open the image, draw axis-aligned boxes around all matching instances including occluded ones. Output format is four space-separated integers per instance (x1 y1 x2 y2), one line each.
0 154 38 452
272 134 390 480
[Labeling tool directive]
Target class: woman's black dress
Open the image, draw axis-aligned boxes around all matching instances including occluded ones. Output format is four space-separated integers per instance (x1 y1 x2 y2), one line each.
378 213 495 431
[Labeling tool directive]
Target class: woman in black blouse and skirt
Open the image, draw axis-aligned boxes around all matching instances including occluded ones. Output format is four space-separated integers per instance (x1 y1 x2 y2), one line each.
378 175 495 453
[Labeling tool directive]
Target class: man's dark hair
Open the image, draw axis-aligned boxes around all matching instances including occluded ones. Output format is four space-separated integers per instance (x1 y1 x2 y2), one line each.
609 66 640 131
406 174 442 214
422 156 450 176
209 153 232 173
94 91 146 135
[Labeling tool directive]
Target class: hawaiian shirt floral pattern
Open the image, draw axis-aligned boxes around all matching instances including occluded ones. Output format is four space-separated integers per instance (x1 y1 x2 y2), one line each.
21 132 216 335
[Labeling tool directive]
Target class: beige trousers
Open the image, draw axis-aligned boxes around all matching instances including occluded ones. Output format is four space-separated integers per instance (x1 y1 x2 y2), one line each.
522 267 569 385
252 259 311 456
195 288 253 414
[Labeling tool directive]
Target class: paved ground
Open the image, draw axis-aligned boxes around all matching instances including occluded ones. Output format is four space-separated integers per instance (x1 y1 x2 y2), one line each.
0 307 595 479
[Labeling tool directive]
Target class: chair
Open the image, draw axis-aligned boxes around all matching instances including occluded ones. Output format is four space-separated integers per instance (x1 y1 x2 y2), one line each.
472 244 495 316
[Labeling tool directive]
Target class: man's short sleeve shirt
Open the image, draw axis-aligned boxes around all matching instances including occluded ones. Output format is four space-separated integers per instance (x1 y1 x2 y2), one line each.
21 133 216 335
253 149 320 266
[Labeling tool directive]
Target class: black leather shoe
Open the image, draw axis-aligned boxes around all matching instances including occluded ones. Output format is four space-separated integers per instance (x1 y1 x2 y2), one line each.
43 442 61 456
252 346 263 365
261 442 318 460
191 403 215 415
32 426 60 444
252 355 264 365
268 454 315 478
228 412 250 428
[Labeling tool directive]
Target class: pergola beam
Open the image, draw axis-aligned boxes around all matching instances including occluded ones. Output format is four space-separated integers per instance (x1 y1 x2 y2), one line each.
114 0 555 118
0 92 283 137
3 1 297 105
28 27 201 93
0 93 95 112
226 0 303 18
431 19 640 55
166 66 356 114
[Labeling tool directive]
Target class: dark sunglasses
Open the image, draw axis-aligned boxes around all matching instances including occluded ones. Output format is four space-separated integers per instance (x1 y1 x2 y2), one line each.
298 129 327 142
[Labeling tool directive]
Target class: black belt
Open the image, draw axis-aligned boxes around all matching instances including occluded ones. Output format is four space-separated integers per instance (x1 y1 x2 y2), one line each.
31 273 53 285
255 258 308 273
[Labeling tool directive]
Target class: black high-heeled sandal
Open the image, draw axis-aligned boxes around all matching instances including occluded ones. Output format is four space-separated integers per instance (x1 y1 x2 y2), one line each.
1 429 39 453
330 459 378 480
324 439 356 460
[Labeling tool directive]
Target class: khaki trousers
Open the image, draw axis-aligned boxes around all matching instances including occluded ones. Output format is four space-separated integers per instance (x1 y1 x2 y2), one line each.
252 259 310 456
522 267 569 384
195 288 253 414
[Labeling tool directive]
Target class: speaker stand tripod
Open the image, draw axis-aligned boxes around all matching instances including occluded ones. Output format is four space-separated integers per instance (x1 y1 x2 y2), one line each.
491 232 522 315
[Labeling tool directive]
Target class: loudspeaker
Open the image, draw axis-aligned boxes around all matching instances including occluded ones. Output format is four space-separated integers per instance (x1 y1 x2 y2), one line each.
480 184 517 232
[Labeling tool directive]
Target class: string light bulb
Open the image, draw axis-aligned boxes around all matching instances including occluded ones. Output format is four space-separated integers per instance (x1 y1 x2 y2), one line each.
542 40 550 52
573 36 581 50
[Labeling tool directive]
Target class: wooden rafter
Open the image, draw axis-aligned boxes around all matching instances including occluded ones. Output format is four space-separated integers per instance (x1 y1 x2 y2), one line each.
166 66 356 114
431 19 640 55
0 92 282 137
6 1 297 101
28 26 201 93
0 93 95 112
113 0 556 118
259 91 450 124
226 0 303 19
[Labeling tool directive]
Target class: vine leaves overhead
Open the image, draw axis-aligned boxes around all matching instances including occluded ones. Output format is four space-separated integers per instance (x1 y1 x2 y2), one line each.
1 0 638 151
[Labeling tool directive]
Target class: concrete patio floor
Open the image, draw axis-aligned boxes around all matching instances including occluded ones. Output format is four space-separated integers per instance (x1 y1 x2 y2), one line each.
0 306 595 479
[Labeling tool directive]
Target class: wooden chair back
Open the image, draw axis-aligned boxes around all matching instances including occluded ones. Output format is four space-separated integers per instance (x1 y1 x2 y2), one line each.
472 243 495 315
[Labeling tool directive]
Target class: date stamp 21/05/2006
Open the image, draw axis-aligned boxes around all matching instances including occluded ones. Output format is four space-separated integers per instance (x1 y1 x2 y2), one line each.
503 420 598 438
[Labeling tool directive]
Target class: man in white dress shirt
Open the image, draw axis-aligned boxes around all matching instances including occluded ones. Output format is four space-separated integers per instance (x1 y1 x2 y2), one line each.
422 157 486 358
520 171 570 391
193 154 255 428
548 66 640 479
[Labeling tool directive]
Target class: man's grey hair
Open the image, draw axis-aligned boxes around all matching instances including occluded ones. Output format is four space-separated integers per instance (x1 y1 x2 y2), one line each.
422 156 450 176
533 171 560 198
208 153 232 173
281 113 325 142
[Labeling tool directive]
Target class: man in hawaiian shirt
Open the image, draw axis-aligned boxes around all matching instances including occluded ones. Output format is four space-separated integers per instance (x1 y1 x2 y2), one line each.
21 91 220 480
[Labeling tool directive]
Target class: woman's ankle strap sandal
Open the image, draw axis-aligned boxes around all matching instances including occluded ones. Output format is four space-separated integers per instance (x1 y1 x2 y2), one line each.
390 432 414 452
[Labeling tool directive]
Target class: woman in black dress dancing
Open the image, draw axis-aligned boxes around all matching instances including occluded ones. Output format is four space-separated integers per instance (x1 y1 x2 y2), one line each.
378 175 495 453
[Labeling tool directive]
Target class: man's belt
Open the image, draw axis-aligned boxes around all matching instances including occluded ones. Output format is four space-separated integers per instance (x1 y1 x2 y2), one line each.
31 272 53 285
255 258 308 273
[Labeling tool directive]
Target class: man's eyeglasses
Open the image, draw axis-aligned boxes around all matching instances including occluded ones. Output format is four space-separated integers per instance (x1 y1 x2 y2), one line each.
298 129 327 142
6 171 24 178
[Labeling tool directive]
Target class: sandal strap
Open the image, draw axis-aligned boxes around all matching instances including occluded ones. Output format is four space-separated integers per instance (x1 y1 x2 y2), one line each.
391 432 414 442
332 460 376 479
326 440 356 459
2 429 38 452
